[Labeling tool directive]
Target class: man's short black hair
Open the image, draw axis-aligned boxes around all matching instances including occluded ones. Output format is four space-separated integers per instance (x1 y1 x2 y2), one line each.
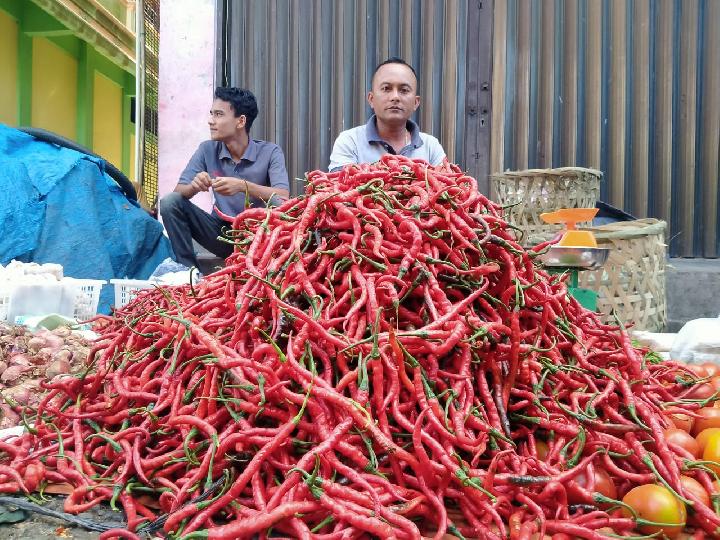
214 87 258 133
371 57 418 84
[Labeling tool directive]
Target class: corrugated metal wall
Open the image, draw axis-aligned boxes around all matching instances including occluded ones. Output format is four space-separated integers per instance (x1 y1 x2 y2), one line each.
216 0 495 195
492 0 720 257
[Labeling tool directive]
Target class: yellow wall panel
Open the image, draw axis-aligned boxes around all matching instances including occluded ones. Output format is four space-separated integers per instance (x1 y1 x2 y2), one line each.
31 37 77 140
129 131 136 181
92 72 122 167
0 10 19 126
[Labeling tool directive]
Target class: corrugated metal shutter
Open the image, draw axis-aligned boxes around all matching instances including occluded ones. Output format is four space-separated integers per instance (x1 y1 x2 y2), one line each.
216 0 495 195
492 0 720 257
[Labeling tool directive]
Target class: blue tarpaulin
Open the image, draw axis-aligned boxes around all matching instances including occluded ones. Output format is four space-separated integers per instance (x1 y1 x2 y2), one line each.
0 124 172 314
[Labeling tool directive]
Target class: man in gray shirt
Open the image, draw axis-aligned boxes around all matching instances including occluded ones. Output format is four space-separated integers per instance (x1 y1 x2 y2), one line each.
159 87 289 268
328 58 446 171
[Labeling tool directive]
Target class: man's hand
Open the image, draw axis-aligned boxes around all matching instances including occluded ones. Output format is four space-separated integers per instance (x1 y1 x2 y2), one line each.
212 176 248 196
190 172 213 194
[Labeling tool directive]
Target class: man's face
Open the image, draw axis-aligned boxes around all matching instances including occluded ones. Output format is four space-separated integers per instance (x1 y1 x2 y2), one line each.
208 99 245 140
367 63 420 125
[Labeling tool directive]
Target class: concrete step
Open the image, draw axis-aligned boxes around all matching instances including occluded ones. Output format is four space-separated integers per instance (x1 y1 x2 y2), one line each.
666 258 720 332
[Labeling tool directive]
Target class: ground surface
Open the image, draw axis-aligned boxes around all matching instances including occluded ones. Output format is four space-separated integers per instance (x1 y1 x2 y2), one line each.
0 496 126 540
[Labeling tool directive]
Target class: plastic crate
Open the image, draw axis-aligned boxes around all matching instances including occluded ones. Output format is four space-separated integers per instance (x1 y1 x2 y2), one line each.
110 279 154 308
64 279 107 321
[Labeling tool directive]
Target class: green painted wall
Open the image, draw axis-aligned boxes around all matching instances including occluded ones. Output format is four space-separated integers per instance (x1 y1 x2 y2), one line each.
0 0 136 176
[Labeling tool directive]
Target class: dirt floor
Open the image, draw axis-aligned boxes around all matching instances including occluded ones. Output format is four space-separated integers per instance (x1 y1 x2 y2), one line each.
0 496 130 540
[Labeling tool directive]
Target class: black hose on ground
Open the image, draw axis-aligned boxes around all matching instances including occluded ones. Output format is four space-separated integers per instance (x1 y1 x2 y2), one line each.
0 496 121 532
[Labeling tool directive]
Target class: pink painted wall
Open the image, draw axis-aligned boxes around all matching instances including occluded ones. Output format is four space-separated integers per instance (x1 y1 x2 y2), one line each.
158 0 215 211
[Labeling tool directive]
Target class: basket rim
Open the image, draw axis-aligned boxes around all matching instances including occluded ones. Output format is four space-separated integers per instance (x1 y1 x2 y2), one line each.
584 218 667 240
490 166 603 179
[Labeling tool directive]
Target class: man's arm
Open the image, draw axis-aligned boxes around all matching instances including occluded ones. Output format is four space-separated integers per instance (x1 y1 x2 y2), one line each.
174 144 211 198
175 172 212 198
212 146 290 202
328 130 358 172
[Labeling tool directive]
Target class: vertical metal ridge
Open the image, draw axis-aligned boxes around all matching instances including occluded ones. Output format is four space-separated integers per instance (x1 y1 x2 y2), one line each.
585 0 601 169
331 0 343 138
527 0 540 169
441 0 459 160
575 0 587 166
608 0 627 208
561 0 578 166
490 0 507 174
419 0 434 133
630 0 650 219
266 0 277 144
654 0 673 226
700 0 719 257
623 0 634 211
551 0 564 168
503 0 517 169
515 0 531 170
669 0 682 255
677 0 698 257
537 0 555 168
599 0 611 201
377 0 389 62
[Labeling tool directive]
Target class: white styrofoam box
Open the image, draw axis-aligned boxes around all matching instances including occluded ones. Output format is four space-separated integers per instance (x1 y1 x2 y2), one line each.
110 279 154 309
62 278 107 321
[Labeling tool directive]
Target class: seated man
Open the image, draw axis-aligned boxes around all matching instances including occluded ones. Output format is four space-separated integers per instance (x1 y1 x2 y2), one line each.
329 57 446 171
159 87 289 268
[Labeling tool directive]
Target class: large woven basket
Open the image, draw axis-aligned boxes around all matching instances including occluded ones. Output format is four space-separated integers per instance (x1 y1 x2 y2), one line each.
490 167 602 245
576 219 667 332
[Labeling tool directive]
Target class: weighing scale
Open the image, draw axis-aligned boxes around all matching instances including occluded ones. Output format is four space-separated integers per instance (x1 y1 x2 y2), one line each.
538 208 610 311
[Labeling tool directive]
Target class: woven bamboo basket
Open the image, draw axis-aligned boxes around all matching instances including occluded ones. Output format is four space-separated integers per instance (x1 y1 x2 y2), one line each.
576 219 668 332
490 167 602 245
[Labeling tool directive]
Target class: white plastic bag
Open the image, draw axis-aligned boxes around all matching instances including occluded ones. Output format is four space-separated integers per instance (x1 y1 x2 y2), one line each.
632 330 677 353
670 315 720 363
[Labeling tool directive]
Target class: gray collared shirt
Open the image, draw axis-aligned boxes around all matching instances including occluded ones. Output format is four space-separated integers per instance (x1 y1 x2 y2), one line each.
328 115 446 171
179 139 289 216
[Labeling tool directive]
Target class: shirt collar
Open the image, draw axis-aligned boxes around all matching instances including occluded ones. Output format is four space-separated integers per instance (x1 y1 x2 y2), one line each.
219 138 259 163
365 115 423 148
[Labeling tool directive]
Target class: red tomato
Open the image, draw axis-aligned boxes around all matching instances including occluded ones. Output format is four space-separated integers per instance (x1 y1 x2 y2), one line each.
695 427 720 454
573 466 617 501
621 484 686 537
701 362 720 377
708 375 720 392
664 428 701 458
687 364 708 378
687 383 715 400
692 407 720 436
679 475 710 507
702 432 720 474
666 412 694 433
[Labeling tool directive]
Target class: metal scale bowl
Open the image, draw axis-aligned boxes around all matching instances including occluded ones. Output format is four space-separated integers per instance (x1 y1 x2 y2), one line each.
538 208 610 310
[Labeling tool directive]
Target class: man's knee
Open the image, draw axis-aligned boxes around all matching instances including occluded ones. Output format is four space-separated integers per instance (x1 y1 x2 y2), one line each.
158 192 186 218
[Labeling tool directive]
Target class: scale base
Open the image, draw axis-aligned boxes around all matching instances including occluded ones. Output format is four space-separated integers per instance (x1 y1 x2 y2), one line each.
568 286 598 311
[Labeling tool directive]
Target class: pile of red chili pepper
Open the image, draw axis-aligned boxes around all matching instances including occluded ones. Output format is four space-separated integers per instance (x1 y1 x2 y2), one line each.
1 154 718 539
